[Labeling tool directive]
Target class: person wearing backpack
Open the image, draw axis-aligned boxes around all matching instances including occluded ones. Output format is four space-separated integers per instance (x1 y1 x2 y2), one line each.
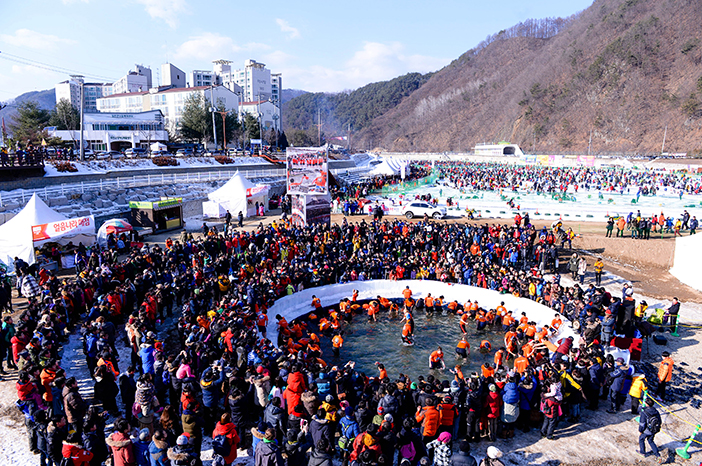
338 407 361 466
212 413 240 466
638 397 661 459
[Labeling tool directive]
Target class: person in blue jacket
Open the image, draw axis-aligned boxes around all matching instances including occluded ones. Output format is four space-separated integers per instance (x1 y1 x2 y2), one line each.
501 375 520 438
200 365 226 432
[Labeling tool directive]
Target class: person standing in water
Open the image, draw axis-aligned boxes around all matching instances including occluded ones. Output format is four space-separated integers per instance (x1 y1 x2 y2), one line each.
430 347 446 370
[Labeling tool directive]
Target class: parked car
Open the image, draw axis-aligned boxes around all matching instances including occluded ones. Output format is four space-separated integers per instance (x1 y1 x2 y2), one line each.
125 147 148 158
175 149 194 157
401 201 447 219
150 150 169 157
95 151 110 160
110 151 125 160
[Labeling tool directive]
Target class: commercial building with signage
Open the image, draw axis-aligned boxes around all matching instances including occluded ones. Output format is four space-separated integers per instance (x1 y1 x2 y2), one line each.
46 110 167 152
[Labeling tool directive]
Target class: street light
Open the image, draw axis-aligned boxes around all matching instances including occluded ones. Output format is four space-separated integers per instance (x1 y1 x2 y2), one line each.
210 85 217 150
70 75 85 161
272 113 279 150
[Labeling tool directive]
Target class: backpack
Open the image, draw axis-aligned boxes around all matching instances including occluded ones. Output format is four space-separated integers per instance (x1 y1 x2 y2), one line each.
162 369 171 386
399 441 416 461
646 411 662 434
212 434 231 457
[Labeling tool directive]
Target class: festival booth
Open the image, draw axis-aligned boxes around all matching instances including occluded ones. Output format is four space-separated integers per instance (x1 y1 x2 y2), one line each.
0 194 67 272
265 280 580 350
129 198 183 233
670 233 702 291
32 215 96 270
97 218 133 248
203 171 269 218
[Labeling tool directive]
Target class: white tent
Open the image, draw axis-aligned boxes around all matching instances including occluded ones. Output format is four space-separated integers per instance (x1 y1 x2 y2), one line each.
670 233 702 291
203 171 269 218
0 194 66 272
368 159 400 176
150 142 167 152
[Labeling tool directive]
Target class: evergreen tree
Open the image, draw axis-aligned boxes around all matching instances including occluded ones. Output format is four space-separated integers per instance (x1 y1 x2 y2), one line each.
49 98 80 131
9 101 51 144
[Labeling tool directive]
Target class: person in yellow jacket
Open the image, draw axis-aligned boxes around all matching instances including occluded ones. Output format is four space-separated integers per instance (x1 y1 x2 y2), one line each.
634 300 648 323
593 258 604 286
629 373 648 415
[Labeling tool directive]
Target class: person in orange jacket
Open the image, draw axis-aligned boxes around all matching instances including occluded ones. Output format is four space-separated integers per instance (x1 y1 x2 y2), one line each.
656 351 674 398
429 347 445 370
416 398 441 442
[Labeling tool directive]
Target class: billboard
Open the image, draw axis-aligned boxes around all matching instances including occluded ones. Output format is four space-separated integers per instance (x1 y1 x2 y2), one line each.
286 146 328 195
305 194 331 227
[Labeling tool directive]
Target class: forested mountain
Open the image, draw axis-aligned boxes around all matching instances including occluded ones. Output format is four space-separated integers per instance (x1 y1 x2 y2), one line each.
0 89 55 127
352 0 702 154
282 72 433 137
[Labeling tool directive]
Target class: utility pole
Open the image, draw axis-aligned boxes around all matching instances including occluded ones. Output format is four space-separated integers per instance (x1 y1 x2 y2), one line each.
216 111 227 150
210 85 217 150
347 123 350 150
661 125 668 155
71 75 85 161
315 108 322 146
588 129 593 156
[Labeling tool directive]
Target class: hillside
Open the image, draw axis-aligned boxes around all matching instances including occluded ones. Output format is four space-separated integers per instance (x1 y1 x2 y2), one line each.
282 72 432 137
354 0 702 155
0 89 55 127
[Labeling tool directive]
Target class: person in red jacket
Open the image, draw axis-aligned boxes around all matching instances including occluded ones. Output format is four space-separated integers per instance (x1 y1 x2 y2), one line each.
62 432 94 466
484 384 502 442
213 412 241 466
415 397 441 442
106 418 136 466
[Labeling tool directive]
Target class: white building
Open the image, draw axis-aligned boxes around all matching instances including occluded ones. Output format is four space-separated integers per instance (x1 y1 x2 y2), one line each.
46 110 167 152
239 100 281 132
234 59 273 103
161 63 186 88
189 70 216 87
55 78 111 113
112 65 152 95
97 85 240 134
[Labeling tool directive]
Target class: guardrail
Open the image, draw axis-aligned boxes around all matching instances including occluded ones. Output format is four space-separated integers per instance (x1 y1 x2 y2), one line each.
0 168 287 207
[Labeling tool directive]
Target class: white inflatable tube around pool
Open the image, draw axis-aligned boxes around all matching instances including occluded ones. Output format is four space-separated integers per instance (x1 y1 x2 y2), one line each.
266 280 577 349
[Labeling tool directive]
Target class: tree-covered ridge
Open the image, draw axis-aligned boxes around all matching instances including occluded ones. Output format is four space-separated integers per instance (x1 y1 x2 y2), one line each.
283 72 433 134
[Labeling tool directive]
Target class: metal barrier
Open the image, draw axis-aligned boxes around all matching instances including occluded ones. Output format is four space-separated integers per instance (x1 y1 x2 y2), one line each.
0 168 287 207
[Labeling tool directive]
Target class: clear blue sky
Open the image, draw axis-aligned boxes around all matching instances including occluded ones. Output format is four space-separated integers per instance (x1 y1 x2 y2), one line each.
0 0 594 100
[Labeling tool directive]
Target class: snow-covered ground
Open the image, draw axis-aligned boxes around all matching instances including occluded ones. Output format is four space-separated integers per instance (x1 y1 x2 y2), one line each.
43 156 272 177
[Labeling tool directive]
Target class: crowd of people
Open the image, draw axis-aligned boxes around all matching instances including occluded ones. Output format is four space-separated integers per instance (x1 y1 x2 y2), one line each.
4 167 682 466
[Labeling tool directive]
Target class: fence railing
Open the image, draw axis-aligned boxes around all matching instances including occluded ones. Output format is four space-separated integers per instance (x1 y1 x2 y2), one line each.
0 168 287 207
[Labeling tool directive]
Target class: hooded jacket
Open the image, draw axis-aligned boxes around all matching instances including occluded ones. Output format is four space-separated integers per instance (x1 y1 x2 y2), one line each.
106 431 136 466
62 384 86 425
308 449 333 466
213 421 240 464
62 442 94 466
148 438 169 466
167 444 197 466
254 440 284 466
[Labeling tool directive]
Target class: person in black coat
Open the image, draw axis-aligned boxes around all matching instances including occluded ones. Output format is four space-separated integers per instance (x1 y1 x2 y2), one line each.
638 397 661 458
263 397 287 441
308 438 333 466
450 440 478 466
118 366 137 424
46 415 68 466
309 409 334 448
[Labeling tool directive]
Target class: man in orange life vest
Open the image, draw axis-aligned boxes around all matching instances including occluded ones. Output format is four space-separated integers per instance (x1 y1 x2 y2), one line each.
429 347 445 370
331 333 344 358
456 336 470 358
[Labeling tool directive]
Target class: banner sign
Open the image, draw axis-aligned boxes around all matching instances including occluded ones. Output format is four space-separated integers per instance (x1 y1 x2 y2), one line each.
286 146 328 195
305 194 331 226
129 198 182 210
32 215 95 242
290 194 306 227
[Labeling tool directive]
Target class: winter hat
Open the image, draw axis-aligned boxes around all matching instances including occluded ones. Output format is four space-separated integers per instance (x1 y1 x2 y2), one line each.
384 413 394 423
344 406 354 417
410 382 418 389
438 432 452 443
377 406 384 414
488 384 497 392
177 435 189 446
487 446 502 459
139 428 150 441
325 395 334 403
